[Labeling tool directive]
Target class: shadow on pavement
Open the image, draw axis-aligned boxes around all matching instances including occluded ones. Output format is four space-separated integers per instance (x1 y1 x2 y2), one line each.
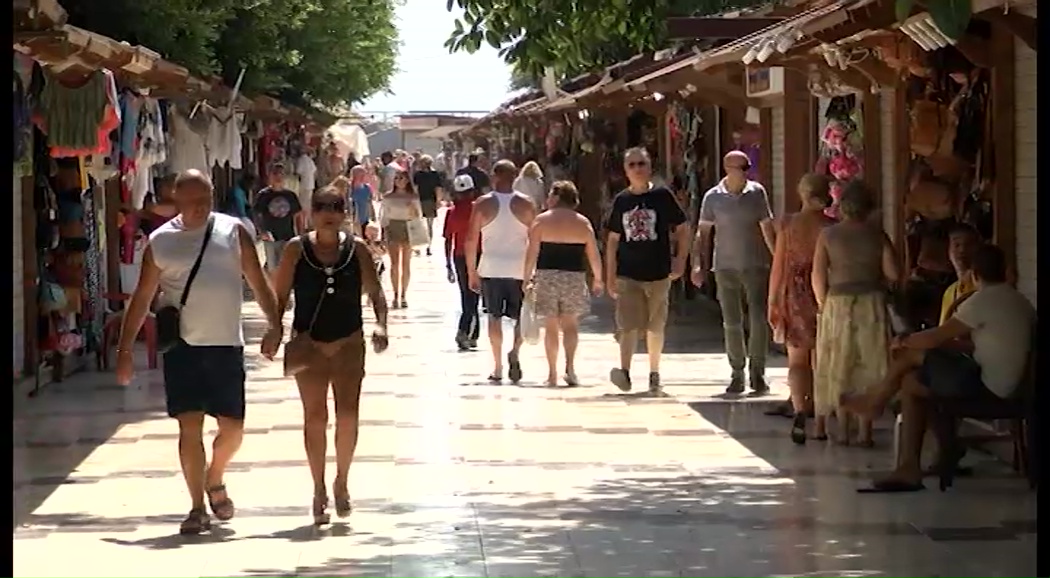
29 468 1031 576
12 303 274 531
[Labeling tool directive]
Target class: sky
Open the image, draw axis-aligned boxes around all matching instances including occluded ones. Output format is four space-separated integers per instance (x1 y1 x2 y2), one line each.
359 0 512 115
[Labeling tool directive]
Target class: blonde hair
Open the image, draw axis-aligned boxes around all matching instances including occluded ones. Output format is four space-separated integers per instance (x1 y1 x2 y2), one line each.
520 161 543 180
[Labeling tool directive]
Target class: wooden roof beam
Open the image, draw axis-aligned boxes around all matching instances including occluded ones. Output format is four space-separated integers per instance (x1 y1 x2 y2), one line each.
666 17 787 40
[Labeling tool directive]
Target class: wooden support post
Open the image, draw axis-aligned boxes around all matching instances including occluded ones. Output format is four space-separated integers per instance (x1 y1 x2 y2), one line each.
990 20 1017 270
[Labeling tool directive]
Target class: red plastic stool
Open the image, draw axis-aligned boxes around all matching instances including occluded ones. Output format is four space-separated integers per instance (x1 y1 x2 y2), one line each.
99 293 158 370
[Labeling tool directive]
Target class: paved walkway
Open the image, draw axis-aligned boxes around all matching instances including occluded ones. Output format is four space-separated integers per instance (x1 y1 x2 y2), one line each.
13 221 1036 577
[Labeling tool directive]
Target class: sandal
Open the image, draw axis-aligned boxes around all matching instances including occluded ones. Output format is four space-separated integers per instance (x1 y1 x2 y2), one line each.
563 372 579 387
334 493 352 518
507 353 523 384
312 495 330 526
400 299 408 308
790 413 807 446
179 507 212 535
207 484 235 521
487 372 502 383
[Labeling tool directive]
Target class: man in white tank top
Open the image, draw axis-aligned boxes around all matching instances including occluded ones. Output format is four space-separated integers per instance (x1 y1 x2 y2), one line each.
114 169 283 535
465 159 537 383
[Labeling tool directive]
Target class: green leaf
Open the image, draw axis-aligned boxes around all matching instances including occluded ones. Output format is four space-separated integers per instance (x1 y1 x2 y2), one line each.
485 30 502 49
927 0 972 41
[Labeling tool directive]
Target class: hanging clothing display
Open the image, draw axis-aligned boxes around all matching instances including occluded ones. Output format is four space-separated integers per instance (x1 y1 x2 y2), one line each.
81 184 103 353
167 104 210 175
34 69 121 158
207 109 243 170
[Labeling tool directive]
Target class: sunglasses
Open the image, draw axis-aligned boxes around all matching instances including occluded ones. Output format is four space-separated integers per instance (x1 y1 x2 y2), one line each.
312 201 346 213
626 161 650 168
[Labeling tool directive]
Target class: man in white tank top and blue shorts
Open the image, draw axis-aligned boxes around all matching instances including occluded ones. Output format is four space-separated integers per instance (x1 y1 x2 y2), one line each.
465 159 538 383
114 170 284 535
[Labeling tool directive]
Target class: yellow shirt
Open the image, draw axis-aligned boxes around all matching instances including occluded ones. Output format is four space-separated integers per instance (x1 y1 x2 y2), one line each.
939 275 977 325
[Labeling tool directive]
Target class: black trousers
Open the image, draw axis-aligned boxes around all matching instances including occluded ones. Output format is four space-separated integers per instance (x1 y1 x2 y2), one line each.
453 255 480 340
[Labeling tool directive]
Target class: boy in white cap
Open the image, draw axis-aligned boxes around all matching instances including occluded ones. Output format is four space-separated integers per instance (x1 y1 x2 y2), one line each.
444 174 481 350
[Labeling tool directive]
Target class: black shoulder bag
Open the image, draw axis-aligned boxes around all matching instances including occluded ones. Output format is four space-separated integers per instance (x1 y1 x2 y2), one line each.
156 217 215 353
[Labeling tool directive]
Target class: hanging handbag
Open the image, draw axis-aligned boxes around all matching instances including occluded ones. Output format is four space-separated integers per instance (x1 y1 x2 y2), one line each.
283 236 356 377
155 216 214 353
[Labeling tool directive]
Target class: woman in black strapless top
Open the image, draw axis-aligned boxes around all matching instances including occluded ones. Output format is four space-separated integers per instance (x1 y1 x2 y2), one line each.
267 187 390 525
522 181 604 386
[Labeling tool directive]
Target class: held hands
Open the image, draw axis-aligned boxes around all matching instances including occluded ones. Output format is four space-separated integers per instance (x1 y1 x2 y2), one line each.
260 231 274 242
690 266 707 288
260 325 283 360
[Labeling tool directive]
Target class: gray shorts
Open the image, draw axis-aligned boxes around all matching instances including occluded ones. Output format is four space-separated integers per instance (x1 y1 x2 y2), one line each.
481 278 524 320
263 240 287 272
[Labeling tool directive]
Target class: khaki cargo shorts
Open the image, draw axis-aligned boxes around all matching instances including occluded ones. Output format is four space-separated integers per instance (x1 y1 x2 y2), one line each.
614 277 672 333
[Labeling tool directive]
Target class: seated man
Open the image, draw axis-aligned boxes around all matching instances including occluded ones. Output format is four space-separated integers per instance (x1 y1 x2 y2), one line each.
843 244 1035 492
938 224 981 324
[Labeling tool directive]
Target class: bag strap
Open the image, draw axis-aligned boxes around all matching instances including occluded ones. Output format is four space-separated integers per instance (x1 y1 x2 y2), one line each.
179 216 215 309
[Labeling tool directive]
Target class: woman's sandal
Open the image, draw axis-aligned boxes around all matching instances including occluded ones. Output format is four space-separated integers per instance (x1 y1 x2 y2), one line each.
563 372 579 387
334 493 352 518
179 507 212 535
790 413 807 445
207 484 235 521
312 495 331 526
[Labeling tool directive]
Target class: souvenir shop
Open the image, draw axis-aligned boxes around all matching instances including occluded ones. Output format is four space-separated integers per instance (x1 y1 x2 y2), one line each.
14 53 113 383
12 39 319 386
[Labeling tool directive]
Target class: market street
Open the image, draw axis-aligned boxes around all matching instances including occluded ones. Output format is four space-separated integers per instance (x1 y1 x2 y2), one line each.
13 222 1036 578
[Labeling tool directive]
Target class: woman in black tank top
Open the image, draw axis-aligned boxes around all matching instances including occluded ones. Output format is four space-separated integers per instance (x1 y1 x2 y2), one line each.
267 187 390 525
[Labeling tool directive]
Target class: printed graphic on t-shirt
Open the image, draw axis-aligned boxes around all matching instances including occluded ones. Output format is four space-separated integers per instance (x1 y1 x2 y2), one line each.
623 206 657 242
267 196 292 218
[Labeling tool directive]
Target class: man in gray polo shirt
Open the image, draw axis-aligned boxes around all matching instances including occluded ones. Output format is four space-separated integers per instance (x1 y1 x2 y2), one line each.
691 151 776 394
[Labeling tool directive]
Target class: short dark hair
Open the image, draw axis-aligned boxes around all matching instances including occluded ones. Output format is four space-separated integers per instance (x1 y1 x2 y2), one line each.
380 151 393 163
468 153 480 164
549 180 579 208
970 243 1007 283
948 222 980 239
838 179 875 221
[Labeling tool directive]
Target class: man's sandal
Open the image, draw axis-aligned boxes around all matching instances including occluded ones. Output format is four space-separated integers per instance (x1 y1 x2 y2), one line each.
207 484 236 521
179 507 212 535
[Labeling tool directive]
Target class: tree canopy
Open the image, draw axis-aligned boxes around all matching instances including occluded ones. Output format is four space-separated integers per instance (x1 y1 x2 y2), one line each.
445 0 772 80
64 0 399 107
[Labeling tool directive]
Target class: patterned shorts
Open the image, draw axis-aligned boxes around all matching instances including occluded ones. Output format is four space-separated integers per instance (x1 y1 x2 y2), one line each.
533 270 590 318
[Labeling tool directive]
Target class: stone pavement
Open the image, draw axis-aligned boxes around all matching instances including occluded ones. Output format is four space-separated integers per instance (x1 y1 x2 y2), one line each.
13 221 1036 577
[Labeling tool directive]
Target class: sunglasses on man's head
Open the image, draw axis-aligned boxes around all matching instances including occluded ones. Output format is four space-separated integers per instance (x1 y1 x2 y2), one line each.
313 201 346 213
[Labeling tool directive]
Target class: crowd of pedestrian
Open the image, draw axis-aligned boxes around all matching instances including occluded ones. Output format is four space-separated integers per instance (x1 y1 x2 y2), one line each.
111 134 1035 533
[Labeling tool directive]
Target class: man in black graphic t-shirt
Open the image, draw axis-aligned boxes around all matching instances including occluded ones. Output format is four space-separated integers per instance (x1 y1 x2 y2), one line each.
604 147 688 394
253 163 303 275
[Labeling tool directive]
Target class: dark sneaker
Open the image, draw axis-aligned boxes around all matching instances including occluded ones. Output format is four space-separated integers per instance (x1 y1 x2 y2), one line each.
725 371 746 394
467 338 478 350
455 333 470 352
750 374 770 395
648 372 662 393
610 368 632 392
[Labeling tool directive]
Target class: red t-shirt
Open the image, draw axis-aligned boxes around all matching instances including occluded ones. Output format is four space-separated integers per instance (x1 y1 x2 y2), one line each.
442 200 474 256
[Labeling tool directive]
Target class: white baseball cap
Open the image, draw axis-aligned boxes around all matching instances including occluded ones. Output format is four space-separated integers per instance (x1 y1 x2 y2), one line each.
453 174 475 192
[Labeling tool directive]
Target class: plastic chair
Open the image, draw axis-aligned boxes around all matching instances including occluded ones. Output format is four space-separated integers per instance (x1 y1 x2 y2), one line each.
99 292 158 370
